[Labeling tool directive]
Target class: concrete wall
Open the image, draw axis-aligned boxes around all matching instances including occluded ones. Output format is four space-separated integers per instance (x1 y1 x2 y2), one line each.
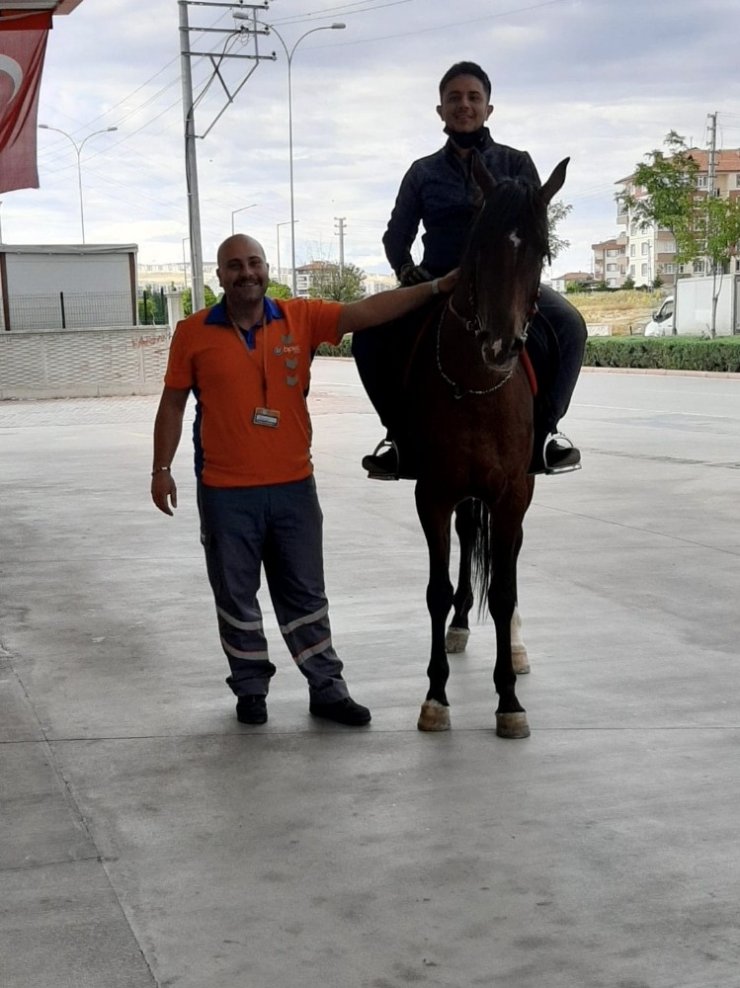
0 325 171 400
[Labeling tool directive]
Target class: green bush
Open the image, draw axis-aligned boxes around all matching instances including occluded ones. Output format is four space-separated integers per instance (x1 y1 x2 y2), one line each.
313 331 740 374
584 335 740 373
315 334 353 358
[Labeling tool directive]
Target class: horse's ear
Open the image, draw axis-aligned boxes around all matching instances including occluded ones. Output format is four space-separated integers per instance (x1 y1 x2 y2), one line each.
470 149 497 201
540 157 569 205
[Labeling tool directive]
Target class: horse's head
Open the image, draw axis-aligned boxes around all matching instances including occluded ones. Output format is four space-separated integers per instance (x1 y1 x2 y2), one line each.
452 154 569 372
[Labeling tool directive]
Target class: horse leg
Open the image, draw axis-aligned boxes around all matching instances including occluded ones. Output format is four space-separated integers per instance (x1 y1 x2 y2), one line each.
415 492 455 731
511 605 530 675
489 524 530 739
510 530 530 675
446 498 476 654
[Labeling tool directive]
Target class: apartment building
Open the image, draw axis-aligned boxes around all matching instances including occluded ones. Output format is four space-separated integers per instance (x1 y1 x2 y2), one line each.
597 147 740 289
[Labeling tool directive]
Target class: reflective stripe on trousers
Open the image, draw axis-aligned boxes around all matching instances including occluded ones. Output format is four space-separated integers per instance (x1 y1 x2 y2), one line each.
197 477 348 702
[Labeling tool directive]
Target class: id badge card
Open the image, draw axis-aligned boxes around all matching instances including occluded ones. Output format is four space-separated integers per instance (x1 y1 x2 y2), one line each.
253 406 281 428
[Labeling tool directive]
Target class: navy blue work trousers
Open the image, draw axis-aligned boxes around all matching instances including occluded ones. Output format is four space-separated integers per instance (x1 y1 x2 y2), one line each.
197 477 349 702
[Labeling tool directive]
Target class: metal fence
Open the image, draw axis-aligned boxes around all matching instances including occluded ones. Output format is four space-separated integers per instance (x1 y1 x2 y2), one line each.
2 292 134 331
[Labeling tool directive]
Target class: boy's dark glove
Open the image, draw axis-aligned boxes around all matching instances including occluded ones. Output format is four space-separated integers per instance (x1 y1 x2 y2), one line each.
399 262 432 286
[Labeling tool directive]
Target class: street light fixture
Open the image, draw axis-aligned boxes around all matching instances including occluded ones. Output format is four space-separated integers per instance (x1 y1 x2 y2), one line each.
38 125 118 244
234 17 346 296
231 202 258 235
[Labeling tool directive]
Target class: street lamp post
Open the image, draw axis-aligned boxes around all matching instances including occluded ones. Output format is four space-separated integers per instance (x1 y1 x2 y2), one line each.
181 237 190 291
237 20 345 296
276 219 295 288
38 125 118 243
231 202 257 235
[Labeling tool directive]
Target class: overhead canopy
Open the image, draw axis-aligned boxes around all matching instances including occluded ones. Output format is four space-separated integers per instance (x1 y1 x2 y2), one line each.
0 1 82 12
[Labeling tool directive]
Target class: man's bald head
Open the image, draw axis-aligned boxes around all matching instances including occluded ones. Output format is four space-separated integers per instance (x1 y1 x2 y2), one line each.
216 234 270 314
217 234 266 269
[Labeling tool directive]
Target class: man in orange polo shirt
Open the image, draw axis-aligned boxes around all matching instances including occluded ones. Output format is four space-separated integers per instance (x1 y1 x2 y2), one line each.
151 234 456 726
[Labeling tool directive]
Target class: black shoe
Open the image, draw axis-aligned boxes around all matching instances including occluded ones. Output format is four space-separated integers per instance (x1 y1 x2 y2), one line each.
530 432 581 475
236 694 268 725
309 696 372 726
361 440 399 481
544 435 581 472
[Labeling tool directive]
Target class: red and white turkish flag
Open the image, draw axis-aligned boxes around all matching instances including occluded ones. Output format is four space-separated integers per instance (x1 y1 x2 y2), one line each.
0 12 52 194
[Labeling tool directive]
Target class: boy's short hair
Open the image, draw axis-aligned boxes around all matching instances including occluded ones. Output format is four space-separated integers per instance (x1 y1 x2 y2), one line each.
439 62 492 101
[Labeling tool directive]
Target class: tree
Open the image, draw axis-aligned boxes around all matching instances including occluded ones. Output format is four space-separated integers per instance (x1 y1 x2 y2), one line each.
308 262 366 302
705 194 740 275
266 280 292 300
619 131 740 336
138 284 168 325
547 199 572 261
182 284 218 317
704 194 740 335
619 131 701 266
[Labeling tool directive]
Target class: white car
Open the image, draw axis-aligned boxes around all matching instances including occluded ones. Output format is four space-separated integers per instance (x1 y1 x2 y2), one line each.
644 296 674 336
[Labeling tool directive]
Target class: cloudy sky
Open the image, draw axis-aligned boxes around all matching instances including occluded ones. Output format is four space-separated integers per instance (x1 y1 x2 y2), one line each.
3 0 740 281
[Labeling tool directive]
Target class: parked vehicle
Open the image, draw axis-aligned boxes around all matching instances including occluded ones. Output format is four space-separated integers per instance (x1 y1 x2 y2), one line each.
644 296 674 336
643 275 740 337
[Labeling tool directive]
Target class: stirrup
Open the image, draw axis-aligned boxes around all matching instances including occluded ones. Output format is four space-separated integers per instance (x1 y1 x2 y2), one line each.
542 432 582 475
362 438 400 481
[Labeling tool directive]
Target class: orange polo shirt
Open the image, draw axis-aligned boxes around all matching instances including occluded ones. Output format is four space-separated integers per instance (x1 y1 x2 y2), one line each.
164 296 343 487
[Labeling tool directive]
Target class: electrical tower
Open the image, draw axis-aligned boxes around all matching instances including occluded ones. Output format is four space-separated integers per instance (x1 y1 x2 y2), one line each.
178 1 273 310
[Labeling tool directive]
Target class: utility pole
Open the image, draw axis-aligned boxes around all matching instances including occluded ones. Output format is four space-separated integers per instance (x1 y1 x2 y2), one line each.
706 111 720 336
334 216 346 276
706 111 718 198
178 1 272 312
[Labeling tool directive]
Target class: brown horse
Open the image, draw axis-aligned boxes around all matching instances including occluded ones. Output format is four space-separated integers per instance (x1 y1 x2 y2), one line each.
404 154 569 737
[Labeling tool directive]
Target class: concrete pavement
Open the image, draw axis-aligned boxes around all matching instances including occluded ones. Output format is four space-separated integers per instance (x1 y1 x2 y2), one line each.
2 361 740 988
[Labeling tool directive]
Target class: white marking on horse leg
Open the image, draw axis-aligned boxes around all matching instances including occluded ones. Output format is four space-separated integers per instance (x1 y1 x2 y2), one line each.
508 229 521 249
418 699 451 732
445 625 470 653
511 605 530 674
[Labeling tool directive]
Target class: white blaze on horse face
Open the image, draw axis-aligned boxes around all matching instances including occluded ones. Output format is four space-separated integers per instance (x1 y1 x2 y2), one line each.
508 230 522 250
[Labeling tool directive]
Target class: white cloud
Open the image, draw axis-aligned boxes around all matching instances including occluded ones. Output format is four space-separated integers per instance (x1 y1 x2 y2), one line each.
3 0 740 279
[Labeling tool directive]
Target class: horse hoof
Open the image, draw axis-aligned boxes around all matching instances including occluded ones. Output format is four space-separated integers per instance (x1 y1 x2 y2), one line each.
418 699 451 732
445 626 470 653
512 645 530 675
496 711 530 739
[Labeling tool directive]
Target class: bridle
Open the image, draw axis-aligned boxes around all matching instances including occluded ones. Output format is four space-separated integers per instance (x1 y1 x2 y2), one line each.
437 284 541 400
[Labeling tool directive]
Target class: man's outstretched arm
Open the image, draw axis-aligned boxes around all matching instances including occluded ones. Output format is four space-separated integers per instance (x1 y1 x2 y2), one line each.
337 268 458 336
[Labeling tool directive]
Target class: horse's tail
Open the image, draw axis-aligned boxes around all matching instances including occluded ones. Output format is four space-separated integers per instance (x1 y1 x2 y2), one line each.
469 499 493 619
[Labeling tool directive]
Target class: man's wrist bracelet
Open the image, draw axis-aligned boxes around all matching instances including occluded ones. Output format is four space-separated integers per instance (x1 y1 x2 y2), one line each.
151 466 171 476
431 278 440 295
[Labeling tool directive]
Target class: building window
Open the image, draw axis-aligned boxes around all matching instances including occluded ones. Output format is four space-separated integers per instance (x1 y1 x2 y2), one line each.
606 263 618 272
629 265 635 277
664 264 675 275
697 175 708 188
630 244 636 257
641 242 649 255
641 263 649 277
693 259 705 273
